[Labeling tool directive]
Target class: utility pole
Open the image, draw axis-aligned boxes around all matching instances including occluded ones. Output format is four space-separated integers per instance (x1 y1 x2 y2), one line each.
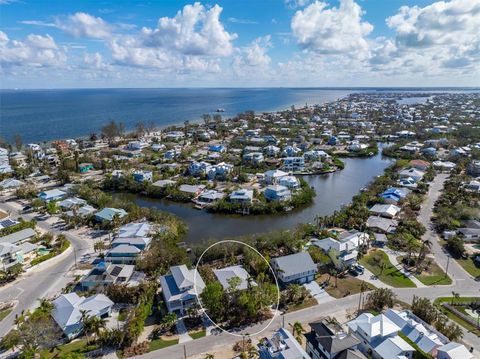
73 248 77 269
445 255 450 279
183 344 186 359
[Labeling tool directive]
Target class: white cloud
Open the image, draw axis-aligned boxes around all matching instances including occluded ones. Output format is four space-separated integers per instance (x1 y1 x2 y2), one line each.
228 17 258 25
0 31 67 70
291 0 373 55
285 0 312 9
233 36 272 73
57 12 111 39
140 2 236 57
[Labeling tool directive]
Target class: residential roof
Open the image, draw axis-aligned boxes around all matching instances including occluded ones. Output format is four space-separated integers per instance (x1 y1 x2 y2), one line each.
52 293 113 332
366 216 398 233
437 342 473 359
117 222 152 238
370 204 401 218
214 265 254 290
0 228 36 245
107 244 141 255
374 336 414 359
308 320 360 354
160 266 205 303
0 242 21 256
95 207 127 221
39 188 66 199
271 252 316 278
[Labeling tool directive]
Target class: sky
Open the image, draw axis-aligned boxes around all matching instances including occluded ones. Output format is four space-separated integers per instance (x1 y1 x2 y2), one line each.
0 0 479 88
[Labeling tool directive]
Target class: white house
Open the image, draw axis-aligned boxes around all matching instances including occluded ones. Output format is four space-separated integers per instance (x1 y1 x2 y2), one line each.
213 265 255 291
369 204 401 219
51 293 114 339
282 157 305 172
230 189 254 204
264 169 288 185
437 342 473 359
159 265 205 315
264 185 291 202
347 313 414 359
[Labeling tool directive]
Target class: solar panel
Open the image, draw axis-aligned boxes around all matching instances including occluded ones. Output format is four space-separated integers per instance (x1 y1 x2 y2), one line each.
110 266 123 277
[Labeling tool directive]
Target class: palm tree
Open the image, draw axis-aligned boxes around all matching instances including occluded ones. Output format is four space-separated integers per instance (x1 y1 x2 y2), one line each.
88 316 107 343
290 321 305 344
80 310 93 344
38 298 54 315
416 239 432 273
204 354 215 359
451 291 460 305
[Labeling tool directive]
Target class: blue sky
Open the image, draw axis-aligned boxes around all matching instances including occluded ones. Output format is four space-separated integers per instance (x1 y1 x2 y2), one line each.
0 0 479 88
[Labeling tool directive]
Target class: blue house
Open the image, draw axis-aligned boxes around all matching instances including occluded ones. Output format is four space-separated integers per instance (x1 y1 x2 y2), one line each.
105 244 141 264
133 170 153 183
208 144 226 153
95 208 128 222
380 187 410 204
327 136 337 145
38 189 67 202
78 163 94 173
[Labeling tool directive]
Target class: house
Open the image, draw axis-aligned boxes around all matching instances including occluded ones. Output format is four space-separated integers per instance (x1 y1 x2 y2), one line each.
105 244 141 264
398 168 425 182
366 216 398 234
271 252 317 286
409 160 430 171
153 179 176 188
432 161 456 172
58 197 87 210
282 157 305 172
80 262 145 290
133 170 153 183
464 180 480 193
0 178 24 190
305 320 363 359
208 144 226 153
437 342 473 359
230 189 254 204
51 293 114 339
243 152 265 165
397 177 418 189
66 204 96 218
467 160 480 177
95 208 127 222
188 161 211 176
208 162 234 180
78 163 94 173
198 190 225 203
127 141 149 151
214 265 255 291
179 184 206 197
379 187 410 204
457 220 480 241
369 204 401 219
384 309 449 355
0 228 36 245
264 185 291 202
264 145 280 157
159 265 205 315
347 313 414 359
38 189 67 202
312 231 368 268
0 243 23 270
264 169 288 185
258 328 310 359
278 176 300 189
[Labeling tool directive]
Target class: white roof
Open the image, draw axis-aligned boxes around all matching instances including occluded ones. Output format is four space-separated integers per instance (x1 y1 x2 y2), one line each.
353 313 400 338
117 222 151 238
374 336 414 358
370 204 401 217
52 293 113 331
437 342 473 359
214 265 254 290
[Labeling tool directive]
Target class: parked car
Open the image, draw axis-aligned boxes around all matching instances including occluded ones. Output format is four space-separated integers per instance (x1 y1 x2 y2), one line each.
349 264 365 276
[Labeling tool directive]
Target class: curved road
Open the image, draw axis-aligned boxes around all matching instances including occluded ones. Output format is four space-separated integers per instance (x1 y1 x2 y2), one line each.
0 201 92 338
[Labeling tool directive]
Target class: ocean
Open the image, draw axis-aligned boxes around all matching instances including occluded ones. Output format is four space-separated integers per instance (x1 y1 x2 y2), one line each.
0 87 477 143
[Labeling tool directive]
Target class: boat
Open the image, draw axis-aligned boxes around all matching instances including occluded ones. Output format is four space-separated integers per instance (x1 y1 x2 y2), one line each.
216 108 225 112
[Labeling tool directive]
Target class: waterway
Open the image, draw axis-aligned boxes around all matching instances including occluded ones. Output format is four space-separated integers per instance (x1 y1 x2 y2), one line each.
116 146 393 243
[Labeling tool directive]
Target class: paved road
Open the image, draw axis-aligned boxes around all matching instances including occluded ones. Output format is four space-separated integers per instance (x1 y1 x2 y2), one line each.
137 174 480 359
0 201 92 338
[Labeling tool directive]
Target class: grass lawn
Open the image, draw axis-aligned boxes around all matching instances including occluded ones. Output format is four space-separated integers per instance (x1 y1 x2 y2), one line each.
434 297 480 336
149 338 179 351
359 250 416 288
317 273 376 298
0 308 12 322
189 329 206 340
415 262 452 286
456 257 480 278
41 339 97 358
286 297 318 313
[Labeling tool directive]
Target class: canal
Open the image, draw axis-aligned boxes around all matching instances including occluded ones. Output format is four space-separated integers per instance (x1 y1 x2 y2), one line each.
117 146 393 243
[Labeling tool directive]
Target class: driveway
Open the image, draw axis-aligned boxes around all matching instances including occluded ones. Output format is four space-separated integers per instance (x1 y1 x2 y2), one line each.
303 281 334 304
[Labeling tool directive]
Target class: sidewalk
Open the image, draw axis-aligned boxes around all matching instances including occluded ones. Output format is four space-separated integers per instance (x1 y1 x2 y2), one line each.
382 248 426 288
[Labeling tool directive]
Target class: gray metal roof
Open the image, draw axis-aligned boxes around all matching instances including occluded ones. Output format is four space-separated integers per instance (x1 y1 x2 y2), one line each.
0 228 36 245
271 252 316 277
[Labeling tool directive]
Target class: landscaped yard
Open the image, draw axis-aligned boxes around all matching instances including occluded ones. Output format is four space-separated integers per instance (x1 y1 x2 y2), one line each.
359 250 416 288
189 328 206 340
148 337 179 351
396 257 452 286
0 308 12 322
317 273 375 298
456 257 480 278
434 297 480 336
285 296 318 313
41 339 98 358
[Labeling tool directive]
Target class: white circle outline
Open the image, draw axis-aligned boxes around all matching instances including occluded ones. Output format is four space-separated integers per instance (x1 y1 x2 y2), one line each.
193 239 280 338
